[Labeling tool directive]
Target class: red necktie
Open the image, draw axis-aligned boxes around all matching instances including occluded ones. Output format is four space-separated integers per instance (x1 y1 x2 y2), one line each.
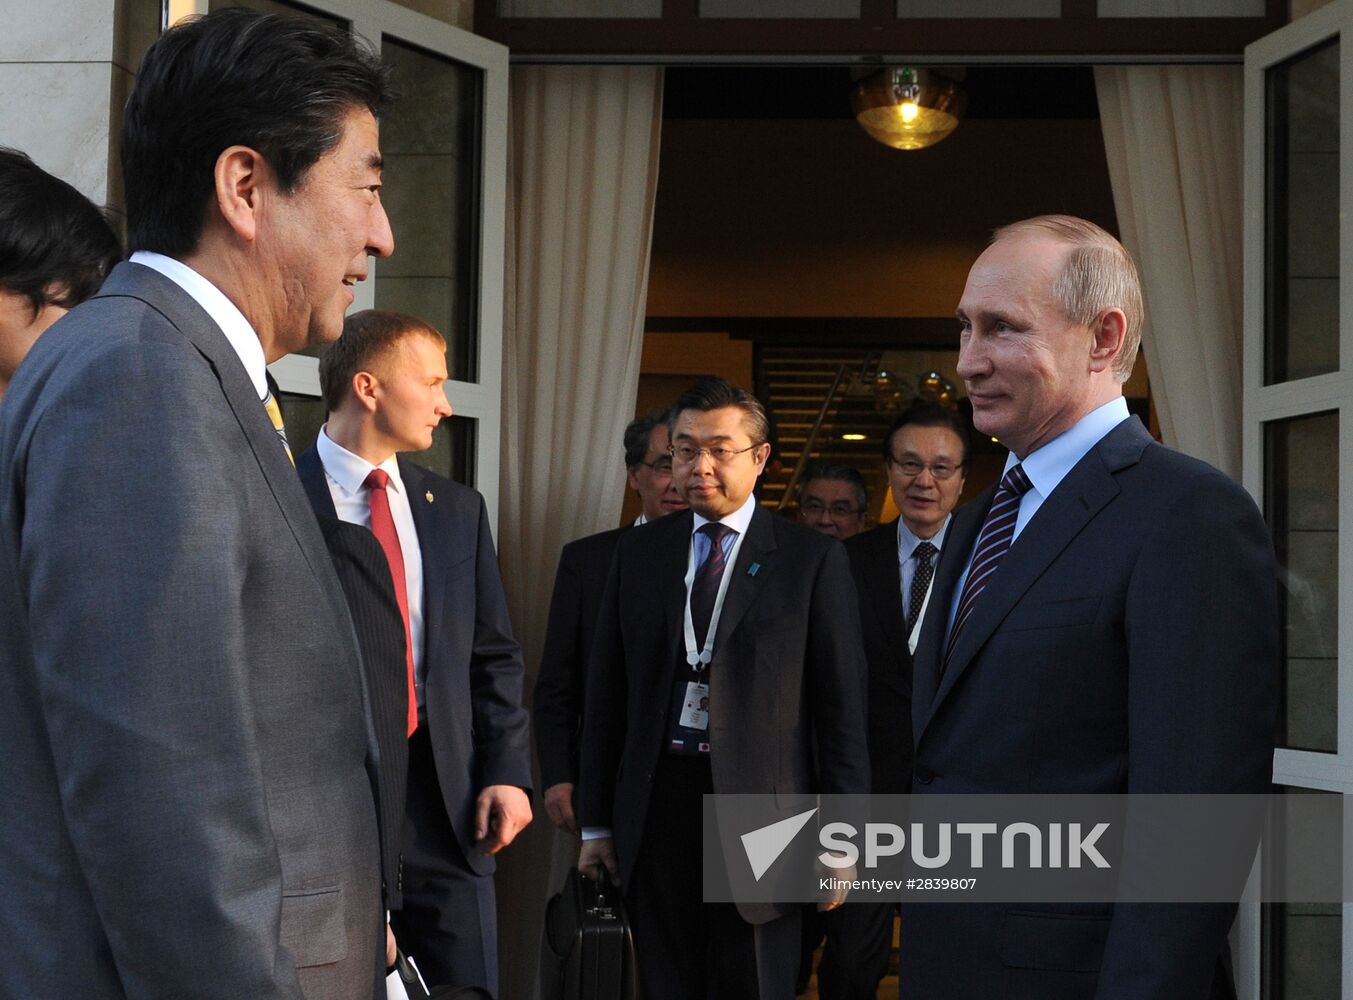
365 468 418 736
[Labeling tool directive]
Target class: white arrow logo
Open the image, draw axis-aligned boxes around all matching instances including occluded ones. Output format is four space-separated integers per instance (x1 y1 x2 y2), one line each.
740 807 818 881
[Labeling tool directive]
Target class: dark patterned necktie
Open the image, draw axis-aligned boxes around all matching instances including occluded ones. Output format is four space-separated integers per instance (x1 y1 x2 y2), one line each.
908 541 937 632
691 522 735 649
945 463 1034 662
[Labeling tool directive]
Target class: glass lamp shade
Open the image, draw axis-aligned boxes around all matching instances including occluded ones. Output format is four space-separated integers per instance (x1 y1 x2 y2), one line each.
852 67 967 151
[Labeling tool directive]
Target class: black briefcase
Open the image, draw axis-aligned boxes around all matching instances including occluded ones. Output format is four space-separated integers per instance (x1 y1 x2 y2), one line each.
539 866 639 1000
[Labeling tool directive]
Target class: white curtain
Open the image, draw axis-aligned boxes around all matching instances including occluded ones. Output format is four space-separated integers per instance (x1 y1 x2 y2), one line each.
1095 65 1244 478
494 64 664 1000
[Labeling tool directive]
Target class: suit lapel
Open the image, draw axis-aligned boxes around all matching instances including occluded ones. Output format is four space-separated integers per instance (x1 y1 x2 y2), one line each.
102 264 344 619
660 511 696 652
921 419 1153 731
400 458 443 662
296 447 338 518
711 505 776 654
912 490 989 730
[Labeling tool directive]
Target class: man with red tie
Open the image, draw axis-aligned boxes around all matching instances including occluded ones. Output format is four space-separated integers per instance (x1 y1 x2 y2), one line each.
297 309 532 994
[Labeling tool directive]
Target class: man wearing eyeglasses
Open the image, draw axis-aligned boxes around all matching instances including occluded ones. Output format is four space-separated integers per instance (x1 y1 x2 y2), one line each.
534 408 686 835
812 401 969 1000
578 376 870 1000
796 462 870 540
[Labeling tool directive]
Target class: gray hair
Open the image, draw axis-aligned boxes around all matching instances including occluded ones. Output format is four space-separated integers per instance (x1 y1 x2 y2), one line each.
993 214 1143 384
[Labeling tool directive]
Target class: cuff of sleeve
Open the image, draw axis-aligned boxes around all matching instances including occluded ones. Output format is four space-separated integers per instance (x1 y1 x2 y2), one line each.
581 827 613 841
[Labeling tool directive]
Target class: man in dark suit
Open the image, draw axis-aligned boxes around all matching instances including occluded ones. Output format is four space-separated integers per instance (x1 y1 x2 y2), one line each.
578 376 871 1000
298 309 532 994
902 215 1277 999
534 408 686 834
0 11 393 997
795 462 869 540
315 514 411 972
816 402 969 1000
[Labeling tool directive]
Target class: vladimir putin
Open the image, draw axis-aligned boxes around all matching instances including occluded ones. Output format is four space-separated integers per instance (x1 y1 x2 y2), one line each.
903 216 1278 999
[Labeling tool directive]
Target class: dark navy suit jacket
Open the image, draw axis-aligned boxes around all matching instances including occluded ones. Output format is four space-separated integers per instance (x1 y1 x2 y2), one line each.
902 417 1278 1000
578 505 871 924
298 448 533 878
844 520 916 794
533 525 630 790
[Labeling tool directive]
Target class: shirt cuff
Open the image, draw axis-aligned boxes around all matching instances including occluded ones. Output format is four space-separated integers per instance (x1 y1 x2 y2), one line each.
581 827 613 841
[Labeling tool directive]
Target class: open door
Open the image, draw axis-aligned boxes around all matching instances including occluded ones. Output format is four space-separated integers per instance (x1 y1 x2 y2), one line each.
1242 3 1352 997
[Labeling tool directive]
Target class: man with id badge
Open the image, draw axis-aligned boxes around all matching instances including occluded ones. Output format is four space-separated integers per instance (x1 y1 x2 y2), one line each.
578 377 870 1000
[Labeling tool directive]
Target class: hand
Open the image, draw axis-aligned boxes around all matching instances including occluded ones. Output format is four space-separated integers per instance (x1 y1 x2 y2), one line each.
578 836 619 884
543 782 578 834
385 923 397 968
474 784 533 855
817 852 855 912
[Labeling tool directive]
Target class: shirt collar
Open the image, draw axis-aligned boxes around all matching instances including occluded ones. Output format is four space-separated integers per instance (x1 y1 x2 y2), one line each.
1006 397 1131 500
129 251 268 399
691 491 759 537
317 425 404 497
634 513 648 527
896 514 951 561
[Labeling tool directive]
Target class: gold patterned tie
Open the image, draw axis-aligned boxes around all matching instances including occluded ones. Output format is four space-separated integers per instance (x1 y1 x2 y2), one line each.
262 388 294 466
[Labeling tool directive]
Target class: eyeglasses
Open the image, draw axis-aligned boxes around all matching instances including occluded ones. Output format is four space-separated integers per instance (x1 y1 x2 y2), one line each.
635 458 674 476
801 500 864 519
889 457 963 480
670 443 761 464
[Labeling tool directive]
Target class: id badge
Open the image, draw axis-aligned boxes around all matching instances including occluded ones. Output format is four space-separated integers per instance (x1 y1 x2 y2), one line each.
678 681 710 731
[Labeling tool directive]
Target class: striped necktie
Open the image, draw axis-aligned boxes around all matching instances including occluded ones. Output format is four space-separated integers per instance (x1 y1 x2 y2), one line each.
945 463 1033 663
691 522 734 650
262 388 293 466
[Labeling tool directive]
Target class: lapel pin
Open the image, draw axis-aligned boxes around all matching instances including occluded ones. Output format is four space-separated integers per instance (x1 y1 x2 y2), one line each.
425 491 434 503
748 562 761 576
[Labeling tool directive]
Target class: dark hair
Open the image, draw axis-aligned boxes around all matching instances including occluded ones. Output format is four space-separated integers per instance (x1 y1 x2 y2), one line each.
882 402 971 465
669 376 770 445
0 148 121 312
122 8 392 257
319 309 444 413
623 408 675 469
801 462 868 512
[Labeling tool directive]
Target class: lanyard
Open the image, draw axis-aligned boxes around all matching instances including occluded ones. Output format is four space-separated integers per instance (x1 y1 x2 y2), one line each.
682 525 743 671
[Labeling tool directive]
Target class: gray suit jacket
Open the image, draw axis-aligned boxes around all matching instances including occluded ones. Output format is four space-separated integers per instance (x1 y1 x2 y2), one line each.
0 262 382 999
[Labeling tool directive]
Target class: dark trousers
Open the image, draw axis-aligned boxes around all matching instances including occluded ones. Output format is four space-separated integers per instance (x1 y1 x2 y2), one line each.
391 728 498 995
817 902 895 1000
625 754 800 1000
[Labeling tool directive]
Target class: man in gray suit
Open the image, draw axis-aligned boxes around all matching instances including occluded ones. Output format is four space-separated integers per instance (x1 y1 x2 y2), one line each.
0 10 395 998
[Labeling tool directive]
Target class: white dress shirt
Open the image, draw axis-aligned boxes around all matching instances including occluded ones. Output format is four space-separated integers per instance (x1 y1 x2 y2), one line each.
129 251 268 400
898 515 951 653
947 397 1131 638
316 425 428 711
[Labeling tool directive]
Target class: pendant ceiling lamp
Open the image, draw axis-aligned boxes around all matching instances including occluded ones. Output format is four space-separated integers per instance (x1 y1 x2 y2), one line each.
852 67 967 151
